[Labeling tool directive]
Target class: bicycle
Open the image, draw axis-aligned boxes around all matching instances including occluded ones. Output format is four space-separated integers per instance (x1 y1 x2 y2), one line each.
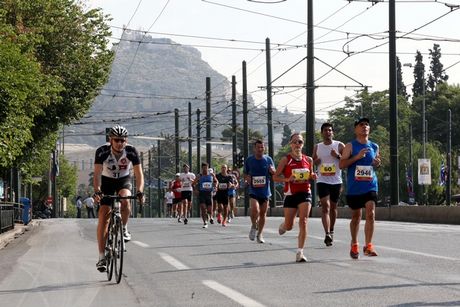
103 194 139 284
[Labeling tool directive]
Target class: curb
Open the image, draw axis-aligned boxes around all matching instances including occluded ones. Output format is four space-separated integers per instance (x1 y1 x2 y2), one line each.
0 220 39 250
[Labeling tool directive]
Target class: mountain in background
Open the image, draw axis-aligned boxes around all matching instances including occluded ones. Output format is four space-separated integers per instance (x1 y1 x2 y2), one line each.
66 31 308 148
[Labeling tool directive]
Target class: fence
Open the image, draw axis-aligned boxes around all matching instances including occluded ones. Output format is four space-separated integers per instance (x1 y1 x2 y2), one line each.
0 202 23 234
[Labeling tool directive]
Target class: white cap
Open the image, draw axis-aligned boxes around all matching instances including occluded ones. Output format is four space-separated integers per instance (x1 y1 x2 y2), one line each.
175 173 180 177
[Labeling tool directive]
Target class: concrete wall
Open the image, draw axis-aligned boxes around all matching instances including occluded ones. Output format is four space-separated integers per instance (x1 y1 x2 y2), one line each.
237 206 460 225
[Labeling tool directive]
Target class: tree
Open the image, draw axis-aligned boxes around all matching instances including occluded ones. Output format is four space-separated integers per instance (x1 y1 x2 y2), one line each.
281 125 292 147
412 51 426 98
396 57 407 98
221 127 263 152
1 0 113 171
427 44 448 92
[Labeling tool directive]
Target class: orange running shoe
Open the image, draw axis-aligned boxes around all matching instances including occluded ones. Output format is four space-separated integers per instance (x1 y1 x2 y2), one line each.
350 243 359 259
363 243 378 256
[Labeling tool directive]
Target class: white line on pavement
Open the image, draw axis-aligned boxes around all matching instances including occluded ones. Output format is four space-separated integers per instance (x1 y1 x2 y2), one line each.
158 252 190 270
131 241 150 248
203 280 267 307
377 245 459 261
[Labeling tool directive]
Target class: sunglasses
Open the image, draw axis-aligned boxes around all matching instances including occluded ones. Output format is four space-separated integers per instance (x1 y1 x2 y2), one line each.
112 138 126 143
291 140 304 145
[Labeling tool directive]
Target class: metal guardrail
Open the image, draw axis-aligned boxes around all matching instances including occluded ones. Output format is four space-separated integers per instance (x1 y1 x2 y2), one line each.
0 202 18 234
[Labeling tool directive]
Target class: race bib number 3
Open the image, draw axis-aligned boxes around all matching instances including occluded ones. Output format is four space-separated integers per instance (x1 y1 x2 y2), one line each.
252 176 266 188
355 165 373 181
320 163 336 176
292 168 310 181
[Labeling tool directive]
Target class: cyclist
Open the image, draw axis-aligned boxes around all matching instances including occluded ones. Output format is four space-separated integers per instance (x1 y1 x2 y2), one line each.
93 125 145 272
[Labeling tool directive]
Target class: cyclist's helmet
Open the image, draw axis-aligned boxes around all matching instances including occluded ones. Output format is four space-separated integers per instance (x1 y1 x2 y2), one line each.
109 125 128 138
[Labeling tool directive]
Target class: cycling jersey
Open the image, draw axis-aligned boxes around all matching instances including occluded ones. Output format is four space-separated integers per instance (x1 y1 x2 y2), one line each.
95 144 141 179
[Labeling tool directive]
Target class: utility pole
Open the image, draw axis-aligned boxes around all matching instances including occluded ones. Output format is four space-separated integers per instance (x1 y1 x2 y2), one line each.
389 0 400 206
265 38 275 210
175 108 179 174
447 109 452 206
188 102 193 171
231 75 237 169
242 61 249 215
206 77 212 166
157 139 162 217
306 0 316 205
196 109 201 175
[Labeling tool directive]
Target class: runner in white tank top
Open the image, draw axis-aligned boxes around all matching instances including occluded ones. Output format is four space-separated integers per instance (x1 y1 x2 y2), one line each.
312 123 345 247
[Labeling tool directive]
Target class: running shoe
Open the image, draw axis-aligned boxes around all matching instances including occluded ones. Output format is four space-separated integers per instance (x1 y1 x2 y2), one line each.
324 234 333 246
350 243 359 259
202 223 208 229
217 214 222 224
228 217 232 223
363 243 378 256
96 259 107 272
249 226 256 241
209 218 214 225
184 218 188 225
278 222 286 235
178 217 182 223
222 222 227 227
296 251 307 263
330 231 334 242
256 234 265 244
123 229 131 242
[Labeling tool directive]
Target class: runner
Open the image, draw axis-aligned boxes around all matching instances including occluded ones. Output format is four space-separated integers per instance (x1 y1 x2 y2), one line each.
312 123 345 246
193 162 218 228
179 164 195 225
339 118 381 259
227 167 239 222
274 133 317 262
244 139 276 243
170 173 182 220
215 164 235 226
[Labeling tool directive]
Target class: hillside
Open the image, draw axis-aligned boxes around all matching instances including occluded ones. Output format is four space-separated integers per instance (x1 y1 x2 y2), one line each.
65 31 307 148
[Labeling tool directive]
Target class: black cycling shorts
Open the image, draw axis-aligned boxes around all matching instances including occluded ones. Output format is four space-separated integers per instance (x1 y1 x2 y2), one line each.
181 191 192 202
216 192 229 206
100 176 132 206
199 192 213 207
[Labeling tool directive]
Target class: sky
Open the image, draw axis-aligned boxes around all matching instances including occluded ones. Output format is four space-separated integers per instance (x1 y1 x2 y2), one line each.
86 0 460 119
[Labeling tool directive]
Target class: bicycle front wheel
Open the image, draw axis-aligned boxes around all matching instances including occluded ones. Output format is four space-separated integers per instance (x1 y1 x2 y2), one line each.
113 215 125 284
106 220 114 281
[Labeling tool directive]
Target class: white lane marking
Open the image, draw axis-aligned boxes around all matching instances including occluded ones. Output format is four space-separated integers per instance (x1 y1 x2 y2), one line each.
203 280 267 307
377 245 459 261
132 240 150 248
158 252 190 270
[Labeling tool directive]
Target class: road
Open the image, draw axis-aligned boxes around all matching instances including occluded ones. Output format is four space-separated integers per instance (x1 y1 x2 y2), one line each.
1 216 460 307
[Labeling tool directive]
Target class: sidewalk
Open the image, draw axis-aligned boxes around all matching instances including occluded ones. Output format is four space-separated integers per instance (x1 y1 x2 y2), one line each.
0 220 38 250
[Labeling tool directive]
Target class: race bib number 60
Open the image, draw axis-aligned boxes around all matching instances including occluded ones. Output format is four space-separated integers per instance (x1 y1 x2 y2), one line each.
320 163 336 176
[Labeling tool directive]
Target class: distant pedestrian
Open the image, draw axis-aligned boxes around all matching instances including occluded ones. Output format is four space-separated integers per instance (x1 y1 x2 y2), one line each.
244 139 276 244
339 118 381 259
83 196 96 218
312 123 345 246
193 162 218 228
76 196 82 218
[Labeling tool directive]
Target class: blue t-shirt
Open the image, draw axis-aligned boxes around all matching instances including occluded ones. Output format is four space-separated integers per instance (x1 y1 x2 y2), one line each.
244 155 274 198
199 174 213 192
346 140 379 195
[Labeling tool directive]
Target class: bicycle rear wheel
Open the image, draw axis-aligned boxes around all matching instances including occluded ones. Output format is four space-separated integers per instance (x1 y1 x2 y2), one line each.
106 220 114 281
113 215 125 284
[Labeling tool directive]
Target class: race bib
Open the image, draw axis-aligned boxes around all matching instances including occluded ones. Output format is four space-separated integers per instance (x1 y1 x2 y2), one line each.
355 165 373 181
252 176 266 188
201 182 213 190
292 168 310 181
182 181 191 188
320 163 336 176
219 183 228 190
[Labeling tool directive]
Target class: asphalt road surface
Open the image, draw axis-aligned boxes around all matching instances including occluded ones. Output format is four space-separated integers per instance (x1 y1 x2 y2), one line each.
1 216 460 307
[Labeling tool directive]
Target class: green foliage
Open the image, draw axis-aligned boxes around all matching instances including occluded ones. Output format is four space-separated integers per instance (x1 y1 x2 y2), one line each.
427 44 448 92
56 154 77 198
0 0 113 174
221 127 263 153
